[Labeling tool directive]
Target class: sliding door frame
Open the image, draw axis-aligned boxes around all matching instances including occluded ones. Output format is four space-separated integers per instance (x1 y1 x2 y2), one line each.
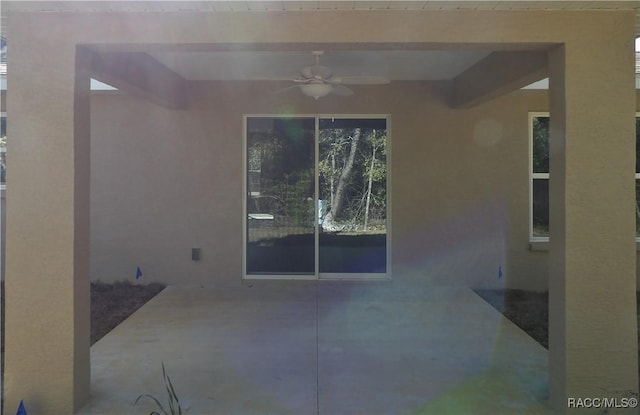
242 114 391 281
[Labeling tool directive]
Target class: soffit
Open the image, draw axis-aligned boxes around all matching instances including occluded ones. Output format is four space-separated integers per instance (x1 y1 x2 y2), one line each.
1 1 640 34
1 1 639 80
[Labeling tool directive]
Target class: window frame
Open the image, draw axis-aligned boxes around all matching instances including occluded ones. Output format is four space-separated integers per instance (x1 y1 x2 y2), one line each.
1 111 5 190
529 112 640 244
241 114 392 281
529 112 550 243
635 112 640 241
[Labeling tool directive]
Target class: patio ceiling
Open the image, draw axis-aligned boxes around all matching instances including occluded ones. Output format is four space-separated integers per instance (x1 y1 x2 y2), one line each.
1 1 639 103
148 49 494 82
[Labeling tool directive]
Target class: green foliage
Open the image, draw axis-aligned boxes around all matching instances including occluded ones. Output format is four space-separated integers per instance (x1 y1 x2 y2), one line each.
532 116 549 173
248 124 315 227
247 118 387 231
135 363 182 415
531 117 550 236
636 181 640 236
271 169 314 226
319 127 387 226
636 117 640 174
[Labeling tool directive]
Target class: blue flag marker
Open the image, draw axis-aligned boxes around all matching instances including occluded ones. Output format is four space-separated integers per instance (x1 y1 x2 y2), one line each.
16 400 27 415
136 266 143 279
498 266 503 279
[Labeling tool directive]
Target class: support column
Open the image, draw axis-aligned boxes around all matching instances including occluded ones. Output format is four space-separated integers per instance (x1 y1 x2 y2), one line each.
2 36 91 414
548 35 639 413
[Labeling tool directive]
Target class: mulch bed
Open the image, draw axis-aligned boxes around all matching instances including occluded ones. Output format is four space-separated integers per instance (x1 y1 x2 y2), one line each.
475 289 640 377
90 280 165 344
474 289 550 348
0 280 164 410
0 280 165 355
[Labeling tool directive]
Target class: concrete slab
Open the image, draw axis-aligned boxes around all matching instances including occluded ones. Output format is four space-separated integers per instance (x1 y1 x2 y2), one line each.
77 283 550 415
316 283 549 415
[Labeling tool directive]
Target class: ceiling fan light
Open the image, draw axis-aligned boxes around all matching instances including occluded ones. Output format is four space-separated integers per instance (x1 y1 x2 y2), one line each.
300 83 333 99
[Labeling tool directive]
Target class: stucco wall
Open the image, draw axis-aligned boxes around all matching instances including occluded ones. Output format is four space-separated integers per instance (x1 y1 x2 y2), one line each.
90 84 640 291
90 81 560 290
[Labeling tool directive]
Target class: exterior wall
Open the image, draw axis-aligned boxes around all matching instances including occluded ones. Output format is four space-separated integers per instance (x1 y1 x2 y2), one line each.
90 83 544 289
90 85 640 291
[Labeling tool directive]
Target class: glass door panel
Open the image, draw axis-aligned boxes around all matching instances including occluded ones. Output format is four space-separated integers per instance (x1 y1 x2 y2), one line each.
318 118 388 275
246 117 316 275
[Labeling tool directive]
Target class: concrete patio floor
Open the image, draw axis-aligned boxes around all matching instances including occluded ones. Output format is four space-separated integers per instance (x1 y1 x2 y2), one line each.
77 282 550 415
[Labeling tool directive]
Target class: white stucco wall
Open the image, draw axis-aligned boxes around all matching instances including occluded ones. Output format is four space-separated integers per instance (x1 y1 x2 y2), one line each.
90 82 555 290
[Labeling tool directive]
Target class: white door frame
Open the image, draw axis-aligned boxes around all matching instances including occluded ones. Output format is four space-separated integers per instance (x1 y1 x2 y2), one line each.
242 114 391 281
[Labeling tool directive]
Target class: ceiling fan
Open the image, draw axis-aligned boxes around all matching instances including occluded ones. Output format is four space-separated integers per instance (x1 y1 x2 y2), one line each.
274 51 390 99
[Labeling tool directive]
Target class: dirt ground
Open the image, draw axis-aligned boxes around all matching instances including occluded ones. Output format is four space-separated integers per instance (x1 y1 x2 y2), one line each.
475 289 640 376
90 280 165 344
0 281 164 411
0 281 165 354
474 289 549 348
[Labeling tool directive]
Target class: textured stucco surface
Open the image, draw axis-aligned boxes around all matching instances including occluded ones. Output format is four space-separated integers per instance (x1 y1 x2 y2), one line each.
547 31 639 410
90 84 551 290
89 86 640 290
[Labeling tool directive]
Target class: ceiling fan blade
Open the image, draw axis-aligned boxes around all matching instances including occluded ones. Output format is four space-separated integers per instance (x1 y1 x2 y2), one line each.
260 77 315 84
331 84 354 96
253 76 300 82
330 76 390 85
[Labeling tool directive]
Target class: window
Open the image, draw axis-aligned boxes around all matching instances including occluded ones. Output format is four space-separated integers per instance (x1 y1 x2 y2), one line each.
529 112 640 241
636 115 640 238
529 113 549 241
1 112 5 188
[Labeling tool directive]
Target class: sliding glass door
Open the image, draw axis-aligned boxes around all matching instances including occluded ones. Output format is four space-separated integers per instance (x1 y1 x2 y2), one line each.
245 117 316 275
244 115 389 279
318 118 387 276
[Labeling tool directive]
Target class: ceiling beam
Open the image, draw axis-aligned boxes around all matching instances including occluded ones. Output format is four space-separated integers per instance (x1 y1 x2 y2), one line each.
452 50 548 109
90 51 188 110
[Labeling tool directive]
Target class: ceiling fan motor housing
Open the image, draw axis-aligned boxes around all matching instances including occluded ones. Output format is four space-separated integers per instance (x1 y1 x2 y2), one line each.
278 50 390 99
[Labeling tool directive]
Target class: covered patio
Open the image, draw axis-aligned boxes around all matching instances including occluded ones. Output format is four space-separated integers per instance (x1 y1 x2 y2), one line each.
2 1 640 414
